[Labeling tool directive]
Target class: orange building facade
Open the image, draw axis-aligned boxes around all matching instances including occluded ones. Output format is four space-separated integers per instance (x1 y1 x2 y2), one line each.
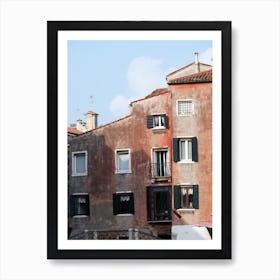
68 62 212 240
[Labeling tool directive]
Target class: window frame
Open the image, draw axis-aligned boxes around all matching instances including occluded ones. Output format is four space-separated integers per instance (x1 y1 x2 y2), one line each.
146 114 168 130
176 99 194 116
72 151 88 176
151 147 170 178
174 185 199 211
112 191 135 216
115 148 132 174
173 137 198 163
69 193 90 217
147 185 172 222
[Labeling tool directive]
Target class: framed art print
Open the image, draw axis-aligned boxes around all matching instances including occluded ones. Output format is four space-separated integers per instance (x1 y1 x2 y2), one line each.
47 21 231 259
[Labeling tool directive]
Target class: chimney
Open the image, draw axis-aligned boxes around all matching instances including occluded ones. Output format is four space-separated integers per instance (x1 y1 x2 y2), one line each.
194 52 200 73
76 119 87 132
85 111 98 131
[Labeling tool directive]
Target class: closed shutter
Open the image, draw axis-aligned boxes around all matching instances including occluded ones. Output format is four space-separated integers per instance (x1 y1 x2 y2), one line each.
84 195 90 216
69 195 75 217
130 193 135 214
173 138 179 162
146 115 154 128
164 115 169 129
112 193 118 215
192 137 198 162
174 185 181 209
193 185 199 209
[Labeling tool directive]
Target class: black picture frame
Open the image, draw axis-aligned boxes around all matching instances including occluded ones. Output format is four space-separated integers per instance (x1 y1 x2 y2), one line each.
47 21 231 259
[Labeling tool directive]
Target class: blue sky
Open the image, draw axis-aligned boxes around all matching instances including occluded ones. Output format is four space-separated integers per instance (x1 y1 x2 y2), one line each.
68 40 212 126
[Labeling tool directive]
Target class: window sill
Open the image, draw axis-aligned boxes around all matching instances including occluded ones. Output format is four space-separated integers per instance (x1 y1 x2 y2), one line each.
152 126 166 132
177 208 195 212
116 214 134 217
115 170 132 174
148 220 172 224
177 160 194 164
72 215 89 218
72 173 88 177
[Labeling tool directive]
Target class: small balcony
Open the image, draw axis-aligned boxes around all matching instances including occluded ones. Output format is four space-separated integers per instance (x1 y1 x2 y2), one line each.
151 162 171 180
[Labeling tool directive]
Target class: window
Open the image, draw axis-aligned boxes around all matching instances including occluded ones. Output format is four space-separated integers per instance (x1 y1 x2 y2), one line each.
72 151 87 176
113 192 134 215
116 149 131 173
70 193 90 217
173 137 198 162
179 138 192 161
177 100 194 116
174 185 199 209
147 186 172 222
146 114 168 129
152 148 170 178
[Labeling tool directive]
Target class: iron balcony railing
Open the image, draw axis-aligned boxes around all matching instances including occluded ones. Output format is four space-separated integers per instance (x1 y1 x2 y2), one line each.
151 162 171 178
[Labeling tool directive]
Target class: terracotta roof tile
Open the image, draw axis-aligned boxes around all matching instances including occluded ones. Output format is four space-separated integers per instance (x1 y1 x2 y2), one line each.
130 88 169 105
167 69 212 85
166 62 211 78
67 127 84 135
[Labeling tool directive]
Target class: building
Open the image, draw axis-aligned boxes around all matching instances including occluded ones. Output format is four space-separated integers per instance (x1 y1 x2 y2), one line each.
68 54 212 240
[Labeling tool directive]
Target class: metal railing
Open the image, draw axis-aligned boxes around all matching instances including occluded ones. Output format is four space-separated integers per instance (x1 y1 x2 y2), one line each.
70 228 160 240
151 162 170 178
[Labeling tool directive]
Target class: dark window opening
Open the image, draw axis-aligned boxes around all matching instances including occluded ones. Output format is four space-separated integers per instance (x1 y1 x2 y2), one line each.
147 186 172 222
70 194 90 217
113 192 134 215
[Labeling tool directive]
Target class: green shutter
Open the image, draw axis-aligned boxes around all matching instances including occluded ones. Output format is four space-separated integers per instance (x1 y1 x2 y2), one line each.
193 185 199 209
69 195 75 217
146 115 154 128
173 138 180 162
164 115 168 129
174 185 181 209
112 193 118 215
85 194 90 216
130 193 135 214
192 137 198 162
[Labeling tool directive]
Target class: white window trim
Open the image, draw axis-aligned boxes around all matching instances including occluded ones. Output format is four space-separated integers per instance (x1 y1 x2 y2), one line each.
177 208 196 212
151 147 170 177
151 113 167 130
176 99 194 116
72 151 88 176
115 148 132 174
176 136 196 163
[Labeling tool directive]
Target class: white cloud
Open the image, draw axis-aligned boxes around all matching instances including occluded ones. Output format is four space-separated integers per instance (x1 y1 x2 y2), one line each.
127 56 166 97
109 95 130 119
199 48 212 65
109 56 167 118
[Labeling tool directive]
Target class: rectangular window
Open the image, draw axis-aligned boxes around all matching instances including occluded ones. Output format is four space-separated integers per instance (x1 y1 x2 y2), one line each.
72 151 87 176
173 137 198 162
147 186 172 222
152 148 170 178
179 139 192 161
70 193 90 217
113 192 134 215
146 114 167 129
116 149 131 173
177 100 194 116
174 185 199 209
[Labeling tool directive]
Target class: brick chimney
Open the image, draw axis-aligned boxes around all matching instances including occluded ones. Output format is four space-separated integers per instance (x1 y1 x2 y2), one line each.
85 111 98 131
194 52 200 73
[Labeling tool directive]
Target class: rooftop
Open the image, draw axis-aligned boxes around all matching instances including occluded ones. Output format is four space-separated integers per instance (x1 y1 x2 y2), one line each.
67 127 84 135
167 69 212 85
